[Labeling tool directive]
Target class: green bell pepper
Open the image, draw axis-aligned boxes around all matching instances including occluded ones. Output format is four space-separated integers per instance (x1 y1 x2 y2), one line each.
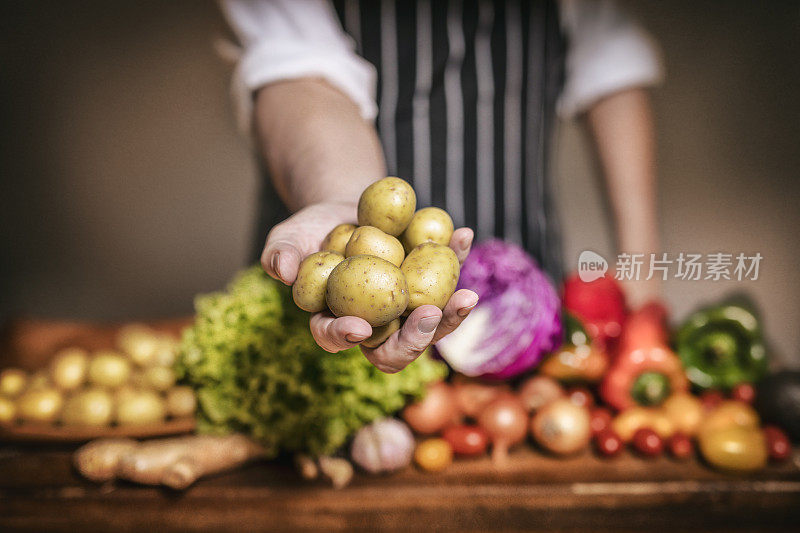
674 303 767 390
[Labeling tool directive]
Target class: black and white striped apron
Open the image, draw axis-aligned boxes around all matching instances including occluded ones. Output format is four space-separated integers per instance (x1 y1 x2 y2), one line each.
256 0 565 281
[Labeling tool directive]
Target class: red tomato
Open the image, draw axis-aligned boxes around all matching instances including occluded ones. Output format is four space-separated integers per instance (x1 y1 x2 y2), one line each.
589 407 613 436
594 429 624 457
730 383 756 404
700 390 725 412
763 425 791 462
668 432 693 460
566 387 595 409
442 425 489 457
632 428 664 457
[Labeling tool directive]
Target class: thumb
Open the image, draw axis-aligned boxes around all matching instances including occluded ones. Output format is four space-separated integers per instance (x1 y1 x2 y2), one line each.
261 239 304 285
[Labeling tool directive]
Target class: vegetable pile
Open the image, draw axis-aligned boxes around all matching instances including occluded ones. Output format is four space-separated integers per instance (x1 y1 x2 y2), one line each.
176 266 446 458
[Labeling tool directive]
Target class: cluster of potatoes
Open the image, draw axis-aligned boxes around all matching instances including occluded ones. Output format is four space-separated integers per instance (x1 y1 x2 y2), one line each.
293 177 460 347
0 325 196 428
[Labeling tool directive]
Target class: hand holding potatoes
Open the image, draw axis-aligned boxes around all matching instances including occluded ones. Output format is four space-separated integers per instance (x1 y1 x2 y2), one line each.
262 177 477 372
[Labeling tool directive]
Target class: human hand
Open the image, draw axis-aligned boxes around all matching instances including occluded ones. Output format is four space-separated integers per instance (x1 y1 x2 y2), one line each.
261 202 478 372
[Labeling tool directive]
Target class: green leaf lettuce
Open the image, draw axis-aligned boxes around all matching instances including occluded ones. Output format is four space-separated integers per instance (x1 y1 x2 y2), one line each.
176 266 446 457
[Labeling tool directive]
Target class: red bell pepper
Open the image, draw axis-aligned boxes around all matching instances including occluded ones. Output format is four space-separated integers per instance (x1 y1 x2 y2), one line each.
618 301 669 354
600 303 688 411
563 274 626 352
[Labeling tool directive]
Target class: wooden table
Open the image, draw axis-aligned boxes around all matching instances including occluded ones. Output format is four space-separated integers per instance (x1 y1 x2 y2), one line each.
2 318 800 531
1 445 799 532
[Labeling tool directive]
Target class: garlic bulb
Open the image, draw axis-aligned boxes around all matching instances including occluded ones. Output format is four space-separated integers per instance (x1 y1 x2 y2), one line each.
350 418 415 474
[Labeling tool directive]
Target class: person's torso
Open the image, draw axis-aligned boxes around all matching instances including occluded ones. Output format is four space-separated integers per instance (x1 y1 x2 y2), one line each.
260 0 566 280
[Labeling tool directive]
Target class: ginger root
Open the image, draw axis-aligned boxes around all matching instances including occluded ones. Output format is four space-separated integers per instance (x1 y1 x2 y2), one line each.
74 434 265 489
318 456 353 489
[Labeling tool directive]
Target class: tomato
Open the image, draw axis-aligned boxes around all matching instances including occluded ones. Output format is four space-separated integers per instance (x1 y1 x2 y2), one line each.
763 425 791 462
698 427 767 472
632 428 664 457
566 387 595 409
668 432 693 460
589 407 613 436
700 400 760 439
700 390 725 412
594 429 624 457
414 438 453 472
442 425 489 457
730 382 756 404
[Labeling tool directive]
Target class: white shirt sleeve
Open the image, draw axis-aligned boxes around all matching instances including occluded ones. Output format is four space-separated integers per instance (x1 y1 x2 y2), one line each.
219 0 378 135
558 0 665 118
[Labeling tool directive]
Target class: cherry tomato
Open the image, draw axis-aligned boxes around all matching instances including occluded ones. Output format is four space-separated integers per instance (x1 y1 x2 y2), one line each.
414 438 453 472
632 428 664 457
730 383 756 404
594 429 624 457
700 390 725 412
566 387 595 409
668 432 693 460
442 425 489 457
763 425 792 462
589 407 613 436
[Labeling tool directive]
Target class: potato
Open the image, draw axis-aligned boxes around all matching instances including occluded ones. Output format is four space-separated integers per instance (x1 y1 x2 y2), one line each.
357 177 416 236
361 318 402 349
117 324 159 366
292 251 345 313
401 242 460 313
142 366 176 392
61 388 114 427
17 387 64 423
345 226 405 267
0 397 17 424
321 223 357 254
114 384 138 405
88 351 132 388
116 390 166 425
166 386 197 418
0 368 28 398
152 336 179 368
400 207 454 253
27 371 52 391
326 255 410 327
50 347 89 391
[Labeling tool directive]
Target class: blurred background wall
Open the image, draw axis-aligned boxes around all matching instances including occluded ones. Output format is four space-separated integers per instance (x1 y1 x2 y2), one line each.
1 1 798 364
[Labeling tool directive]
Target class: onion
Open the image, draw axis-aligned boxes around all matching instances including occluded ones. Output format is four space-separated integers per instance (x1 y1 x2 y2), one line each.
477 395 528 466
402 382 459 434
518 375 564 413
530 398 591 456
452 377 510 419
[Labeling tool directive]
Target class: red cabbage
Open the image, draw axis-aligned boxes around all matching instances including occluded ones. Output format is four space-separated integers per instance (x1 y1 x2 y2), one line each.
436 240 562 379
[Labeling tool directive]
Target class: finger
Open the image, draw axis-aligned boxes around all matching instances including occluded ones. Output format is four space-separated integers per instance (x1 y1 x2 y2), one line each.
309 312 372 353
261 239 304 285
449 227 474 264
361 305 442 373
432 289 479 344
